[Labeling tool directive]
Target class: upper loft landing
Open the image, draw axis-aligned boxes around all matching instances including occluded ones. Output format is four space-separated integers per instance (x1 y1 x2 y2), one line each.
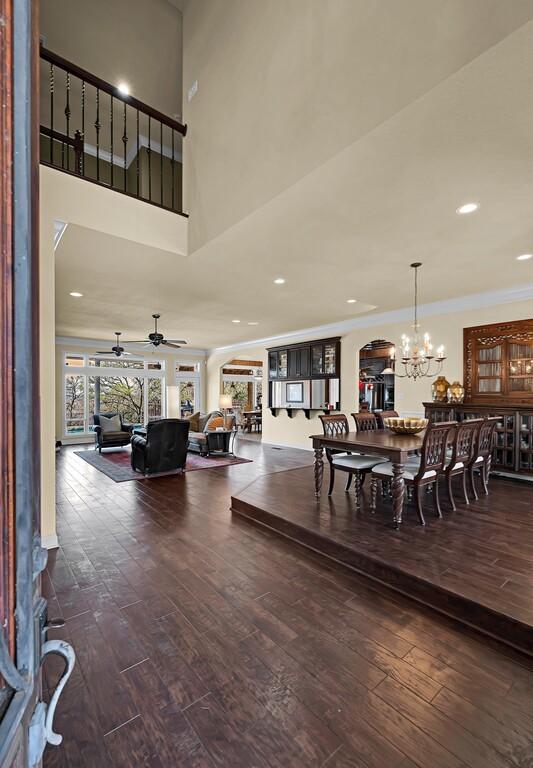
39 46 187 216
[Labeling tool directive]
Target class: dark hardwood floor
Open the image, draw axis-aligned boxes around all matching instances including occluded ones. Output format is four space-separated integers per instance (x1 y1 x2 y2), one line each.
44 439 533 768
232 465 533 654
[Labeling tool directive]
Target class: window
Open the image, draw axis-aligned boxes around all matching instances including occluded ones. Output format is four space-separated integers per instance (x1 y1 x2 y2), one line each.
65 354 84 367
175 361 201 416
178 380 197 417
62 353 166 437
65 374 85 434
88 357 144 369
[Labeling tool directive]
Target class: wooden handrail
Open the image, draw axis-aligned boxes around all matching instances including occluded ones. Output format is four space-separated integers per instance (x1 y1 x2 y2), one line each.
40 46 187 137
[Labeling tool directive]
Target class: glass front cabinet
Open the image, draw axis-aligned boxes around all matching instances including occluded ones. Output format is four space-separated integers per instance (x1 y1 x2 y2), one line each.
464 319 533 403
310 340 340 378
423 318 533 477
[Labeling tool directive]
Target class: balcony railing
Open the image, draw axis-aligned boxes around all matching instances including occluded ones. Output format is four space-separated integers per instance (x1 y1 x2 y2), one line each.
39 47 187 215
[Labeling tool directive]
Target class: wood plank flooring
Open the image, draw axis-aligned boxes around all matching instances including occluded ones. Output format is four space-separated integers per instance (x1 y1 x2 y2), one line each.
232 465 533 654
44 439 533 768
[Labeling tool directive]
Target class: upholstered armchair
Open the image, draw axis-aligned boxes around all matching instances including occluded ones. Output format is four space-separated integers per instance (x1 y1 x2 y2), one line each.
93 412 134 453
131 419 190 475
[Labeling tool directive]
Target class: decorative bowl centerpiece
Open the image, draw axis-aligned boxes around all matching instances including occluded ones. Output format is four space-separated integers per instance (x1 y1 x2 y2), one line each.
383 417 428 435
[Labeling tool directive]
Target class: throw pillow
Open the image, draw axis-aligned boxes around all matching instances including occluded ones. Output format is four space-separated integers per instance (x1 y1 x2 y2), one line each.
99 414 121 433
184 411 201 432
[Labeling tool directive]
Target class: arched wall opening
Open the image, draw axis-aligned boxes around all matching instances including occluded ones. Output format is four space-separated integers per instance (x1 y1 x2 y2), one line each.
358 339 395 413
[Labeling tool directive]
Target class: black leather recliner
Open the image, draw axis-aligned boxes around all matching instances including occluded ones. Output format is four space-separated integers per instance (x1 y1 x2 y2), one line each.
93 412 133 453
131 419 190 475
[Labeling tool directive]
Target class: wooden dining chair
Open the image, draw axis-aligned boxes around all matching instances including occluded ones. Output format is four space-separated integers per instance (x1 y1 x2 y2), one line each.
370 421 456 525
442 419 482 511
351 412 379 432
375 410 399 429
318 414 387 507
467 417 499 499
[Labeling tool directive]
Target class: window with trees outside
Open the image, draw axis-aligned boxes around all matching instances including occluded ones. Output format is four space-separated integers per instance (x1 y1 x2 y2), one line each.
63 354 165 436
175 361 201 417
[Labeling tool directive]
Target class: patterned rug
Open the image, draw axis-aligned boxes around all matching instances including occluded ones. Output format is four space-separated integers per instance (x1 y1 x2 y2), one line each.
74 447 252 482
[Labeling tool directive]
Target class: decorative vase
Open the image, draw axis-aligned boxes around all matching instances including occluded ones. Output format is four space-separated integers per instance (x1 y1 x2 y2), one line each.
447 381 465 403
431 375 450 402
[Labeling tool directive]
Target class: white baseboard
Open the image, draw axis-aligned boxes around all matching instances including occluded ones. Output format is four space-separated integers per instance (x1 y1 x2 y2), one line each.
42 534 59 550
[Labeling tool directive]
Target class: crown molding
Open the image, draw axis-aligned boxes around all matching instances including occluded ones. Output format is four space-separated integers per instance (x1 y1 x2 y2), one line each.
55 335 207 357
209 283 533 355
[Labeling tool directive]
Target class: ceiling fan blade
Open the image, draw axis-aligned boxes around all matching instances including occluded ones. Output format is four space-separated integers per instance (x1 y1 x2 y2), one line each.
162 341 182 349
163 339 187 345
122 340 149 344
95 351 112 355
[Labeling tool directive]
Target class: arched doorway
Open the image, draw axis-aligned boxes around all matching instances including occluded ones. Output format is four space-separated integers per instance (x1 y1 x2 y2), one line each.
220 358 263 437
359 339 395 412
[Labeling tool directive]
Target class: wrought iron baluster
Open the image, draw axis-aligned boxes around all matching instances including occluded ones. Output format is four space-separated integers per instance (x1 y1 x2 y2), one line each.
122 101 128 191
160 122 163 206
95 87 101 181
171 129 175 211
136 109 140 197
148 116 151 202
49 63 54 164
81 79 85 175
64 71 71 171
110 95 114 188
73 131 83 175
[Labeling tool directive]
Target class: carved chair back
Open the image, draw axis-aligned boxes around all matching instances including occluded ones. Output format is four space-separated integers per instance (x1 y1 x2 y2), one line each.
319 413 350 462
475 417 499 461
448 418 482 470
418 421 456 476
352 412 379 432
319 413 349 437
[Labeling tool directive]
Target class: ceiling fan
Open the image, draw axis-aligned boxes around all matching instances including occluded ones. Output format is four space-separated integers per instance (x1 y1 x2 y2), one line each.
95 332 132 357
126 314 187 350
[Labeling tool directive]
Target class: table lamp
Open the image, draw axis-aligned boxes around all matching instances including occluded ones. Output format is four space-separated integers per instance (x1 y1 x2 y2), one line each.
219 394 233 429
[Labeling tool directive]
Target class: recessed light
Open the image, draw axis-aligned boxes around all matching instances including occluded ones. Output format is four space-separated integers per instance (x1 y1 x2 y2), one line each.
273 278 285 285
456 202 479 215
516 253 532 261
346 299 357 304
69 291 83 297
248 321 259 325
117 82 130 96
232 319 241 323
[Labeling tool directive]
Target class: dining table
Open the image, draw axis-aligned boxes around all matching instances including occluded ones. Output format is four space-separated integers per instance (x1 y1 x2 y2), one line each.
310 429 427 528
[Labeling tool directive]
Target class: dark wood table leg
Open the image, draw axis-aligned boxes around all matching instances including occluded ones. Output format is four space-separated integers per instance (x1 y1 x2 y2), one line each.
314 447 324 499
391 462 405 529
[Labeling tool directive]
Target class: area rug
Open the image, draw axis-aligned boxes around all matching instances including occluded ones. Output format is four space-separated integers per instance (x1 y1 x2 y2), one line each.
74 448 252 482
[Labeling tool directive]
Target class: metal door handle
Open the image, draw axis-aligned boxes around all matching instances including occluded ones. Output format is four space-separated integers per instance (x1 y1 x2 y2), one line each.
42 639 76 745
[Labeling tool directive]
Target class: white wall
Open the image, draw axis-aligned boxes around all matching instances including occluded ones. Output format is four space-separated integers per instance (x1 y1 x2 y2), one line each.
40 0 183 117
207 295 533 451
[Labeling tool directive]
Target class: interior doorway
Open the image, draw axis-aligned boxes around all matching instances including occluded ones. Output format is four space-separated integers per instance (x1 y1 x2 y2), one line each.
221 358 263 438
359 339 395 412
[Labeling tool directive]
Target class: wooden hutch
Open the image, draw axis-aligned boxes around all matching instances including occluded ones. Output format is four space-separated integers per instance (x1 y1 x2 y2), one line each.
424 319 533 476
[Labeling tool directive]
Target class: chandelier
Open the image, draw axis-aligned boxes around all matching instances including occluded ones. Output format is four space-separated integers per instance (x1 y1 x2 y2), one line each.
394 262 446 380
